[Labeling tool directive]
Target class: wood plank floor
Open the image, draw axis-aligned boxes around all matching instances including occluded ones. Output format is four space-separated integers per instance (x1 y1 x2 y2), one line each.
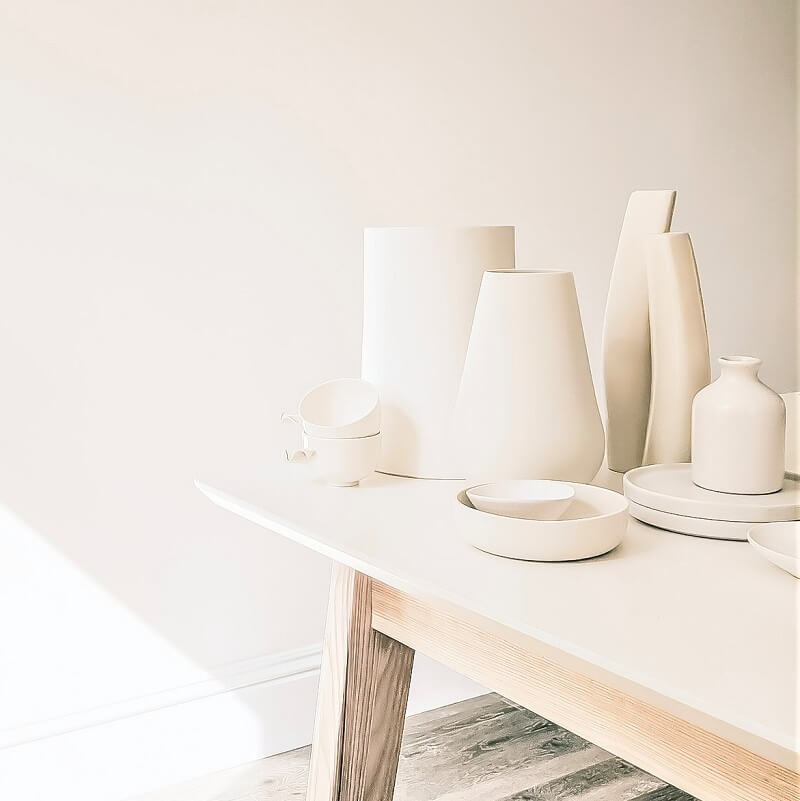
133 694 695 801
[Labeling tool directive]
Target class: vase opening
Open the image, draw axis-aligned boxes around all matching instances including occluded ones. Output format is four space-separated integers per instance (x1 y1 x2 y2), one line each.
719 355 761 368
486 268 567 275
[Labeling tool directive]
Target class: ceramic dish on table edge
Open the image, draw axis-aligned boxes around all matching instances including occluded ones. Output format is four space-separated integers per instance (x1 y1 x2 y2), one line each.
627 500 751 541
454 483 628 561
747 521 800 578
623 464 800 523
466 480 575 520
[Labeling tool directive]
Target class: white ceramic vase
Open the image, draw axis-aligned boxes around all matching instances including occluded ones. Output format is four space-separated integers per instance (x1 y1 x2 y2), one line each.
782 392 799 477
602 189 677 472
361 226 515 478
642 232 710 464
453 270 605 484
692 357 786 494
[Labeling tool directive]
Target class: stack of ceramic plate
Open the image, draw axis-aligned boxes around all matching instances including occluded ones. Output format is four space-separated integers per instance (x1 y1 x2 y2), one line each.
454 480 628 561
624 464 800 541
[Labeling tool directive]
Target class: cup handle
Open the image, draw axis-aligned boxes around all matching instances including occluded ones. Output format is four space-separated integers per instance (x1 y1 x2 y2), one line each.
281 412 301 426
284 448 315 464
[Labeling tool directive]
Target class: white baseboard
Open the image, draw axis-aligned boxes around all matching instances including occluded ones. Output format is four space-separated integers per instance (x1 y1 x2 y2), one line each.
0 645 483 801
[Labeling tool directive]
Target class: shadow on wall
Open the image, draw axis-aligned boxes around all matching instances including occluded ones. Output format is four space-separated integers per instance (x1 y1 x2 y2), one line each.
0 498 325 799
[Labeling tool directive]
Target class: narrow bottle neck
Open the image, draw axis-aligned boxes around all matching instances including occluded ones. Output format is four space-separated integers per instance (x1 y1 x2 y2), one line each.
718 356 761 381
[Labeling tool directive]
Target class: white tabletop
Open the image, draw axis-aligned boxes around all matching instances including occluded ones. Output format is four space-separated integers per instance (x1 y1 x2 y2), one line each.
196 469 798 769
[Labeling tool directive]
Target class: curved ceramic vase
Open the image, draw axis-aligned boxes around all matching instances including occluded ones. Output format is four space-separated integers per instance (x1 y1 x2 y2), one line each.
692 357 786 494
453 270 605 484
361 226 515 479
602 189 676 472
782 392 799 477
642 232 710 464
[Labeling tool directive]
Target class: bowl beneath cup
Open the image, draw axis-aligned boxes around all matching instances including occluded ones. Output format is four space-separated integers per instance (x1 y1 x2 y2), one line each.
302 431 381 486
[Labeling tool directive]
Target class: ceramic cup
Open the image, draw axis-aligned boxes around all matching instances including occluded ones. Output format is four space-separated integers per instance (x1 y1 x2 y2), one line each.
297 378 380 439
285 432 381 487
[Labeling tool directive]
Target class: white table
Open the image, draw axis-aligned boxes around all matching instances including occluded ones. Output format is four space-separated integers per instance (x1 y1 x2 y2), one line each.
197 470 799 801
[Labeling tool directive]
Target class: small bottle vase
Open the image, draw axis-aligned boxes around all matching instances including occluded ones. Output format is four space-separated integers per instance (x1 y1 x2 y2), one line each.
691 356 786 494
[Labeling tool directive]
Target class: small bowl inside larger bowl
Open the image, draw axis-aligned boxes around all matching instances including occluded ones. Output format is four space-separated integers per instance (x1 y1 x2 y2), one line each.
454 486 628 562
466 480 575 520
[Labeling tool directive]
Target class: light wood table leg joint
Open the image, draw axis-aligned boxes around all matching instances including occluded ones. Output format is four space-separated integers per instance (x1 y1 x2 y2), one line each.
307 566 414 801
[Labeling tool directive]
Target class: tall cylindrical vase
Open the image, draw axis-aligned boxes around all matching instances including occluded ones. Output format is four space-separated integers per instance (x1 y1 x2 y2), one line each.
602 189 676 472
642 232 710 464
453 270 605 484
361 226 515 478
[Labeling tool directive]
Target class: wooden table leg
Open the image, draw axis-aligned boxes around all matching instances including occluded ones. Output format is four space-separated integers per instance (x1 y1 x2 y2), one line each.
307 565 415 801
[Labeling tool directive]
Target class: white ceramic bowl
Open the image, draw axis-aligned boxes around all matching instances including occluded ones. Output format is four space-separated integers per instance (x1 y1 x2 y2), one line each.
466 480 575 520
302 431 381 486
747 521 800 578
454 484 628 561
299 379 380 439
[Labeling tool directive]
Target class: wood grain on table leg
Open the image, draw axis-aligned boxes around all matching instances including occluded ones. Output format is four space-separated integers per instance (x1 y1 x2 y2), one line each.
306 565 414 801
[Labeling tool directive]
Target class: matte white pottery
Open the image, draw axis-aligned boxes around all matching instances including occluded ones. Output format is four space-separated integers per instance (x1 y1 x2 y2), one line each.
627 500 751 541
642 232 710 465
285 432 380 486
454 270 604 484
298 378 380 439
454 484 627 561
602 190 676 473
781 392 799 478
361 226 515 478
466 480 575 520
623 464 799 524
692 357 786 494
747 522 800 578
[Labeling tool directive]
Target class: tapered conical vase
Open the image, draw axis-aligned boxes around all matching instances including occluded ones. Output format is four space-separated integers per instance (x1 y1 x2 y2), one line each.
453 270 605 484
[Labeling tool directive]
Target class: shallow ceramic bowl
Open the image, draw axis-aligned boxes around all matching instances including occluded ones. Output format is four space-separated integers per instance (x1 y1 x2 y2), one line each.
454 484 628 561
302 431 381 487
466 480 575 520
747 521 800 578
299 378 380 439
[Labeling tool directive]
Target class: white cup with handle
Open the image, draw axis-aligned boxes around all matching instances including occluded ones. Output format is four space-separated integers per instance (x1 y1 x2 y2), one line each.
284 432 381 486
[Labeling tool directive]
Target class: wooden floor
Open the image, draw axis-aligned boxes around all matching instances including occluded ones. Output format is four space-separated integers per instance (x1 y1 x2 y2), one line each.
134 694 695 801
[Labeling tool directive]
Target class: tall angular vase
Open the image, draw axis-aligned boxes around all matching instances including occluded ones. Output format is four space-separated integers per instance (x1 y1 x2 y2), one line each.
453 270 605 484
602 189 676 472
642 233 710 464
361 226 515 478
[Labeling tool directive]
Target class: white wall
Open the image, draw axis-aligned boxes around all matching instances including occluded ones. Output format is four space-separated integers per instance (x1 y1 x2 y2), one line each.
0 1 795 798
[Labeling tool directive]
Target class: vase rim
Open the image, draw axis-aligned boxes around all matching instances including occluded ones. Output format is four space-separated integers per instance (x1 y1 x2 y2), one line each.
486 268 569 275
363 225 515 232
719 355 762 367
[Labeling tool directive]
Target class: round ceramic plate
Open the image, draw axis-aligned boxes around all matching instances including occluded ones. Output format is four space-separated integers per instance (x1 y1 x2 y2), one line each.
747 521 800 578
623 464 800 523
454 483 627 561
627 500 750 541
